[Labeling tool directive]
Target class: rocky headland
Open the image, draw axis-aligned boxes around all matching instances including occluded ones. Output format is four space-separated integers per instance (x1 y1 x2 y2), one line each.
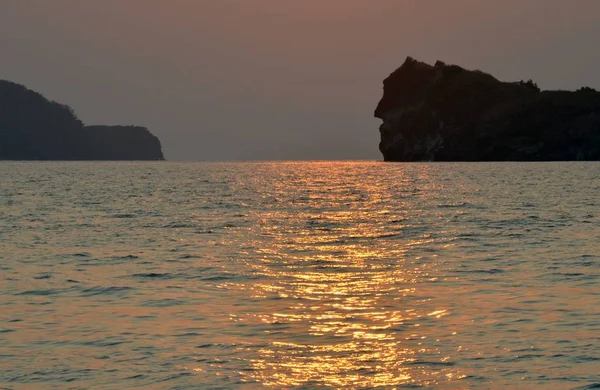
375 57 600 161
0 80 164 160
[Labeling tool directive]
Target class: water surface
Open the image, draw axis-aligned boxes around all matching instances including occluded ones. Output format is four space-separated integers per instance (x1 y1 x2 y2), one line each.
1 162 599 388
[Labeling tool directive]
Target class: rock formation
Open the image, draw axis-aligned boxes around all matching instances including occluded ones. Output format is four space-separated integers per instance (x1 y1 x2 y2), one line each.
375 57 600 161
0 80 164 160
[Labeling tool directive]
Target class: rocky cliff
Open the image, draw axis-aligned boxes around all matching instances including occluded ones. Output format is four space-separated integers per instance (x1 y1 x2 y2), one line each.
375 57 600 161
0 80 164 160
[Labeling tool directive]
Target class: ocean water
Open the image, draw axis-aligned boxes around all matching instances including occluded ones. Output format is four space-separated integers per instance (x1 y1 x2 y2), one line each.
1 161 599 389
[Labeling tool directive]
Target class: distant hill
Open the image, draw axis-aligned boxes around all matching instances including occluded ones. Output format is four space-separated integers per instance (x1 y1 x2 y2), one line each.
375 57 600 161
0 80 164 160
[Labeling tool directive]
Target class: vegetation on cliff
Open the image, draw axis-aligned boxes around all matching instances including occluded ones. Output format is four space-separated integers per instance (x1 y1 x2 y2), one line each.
0 80 164 160
375 57 600 161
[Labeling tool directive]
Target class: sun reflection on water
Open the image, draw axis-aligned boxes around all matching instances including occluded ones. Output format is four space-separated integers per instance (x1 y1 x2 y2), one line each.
231 164 466 387
241 253 463 387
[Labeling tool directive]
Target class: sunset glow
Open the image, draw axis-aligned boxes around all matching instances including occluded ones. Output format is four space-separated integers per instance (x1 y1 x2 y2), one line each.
2 1 600 388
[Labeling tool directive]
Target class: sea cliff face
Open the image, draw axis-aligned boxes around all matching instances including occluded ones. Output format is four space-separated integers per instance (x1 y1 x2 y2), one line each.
375 57 600 161
0 80 164 160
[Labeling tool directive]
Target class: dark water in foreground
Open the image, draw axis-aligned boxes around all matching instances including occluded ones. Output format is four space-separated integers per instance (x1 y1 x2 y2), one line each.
1 161 599 389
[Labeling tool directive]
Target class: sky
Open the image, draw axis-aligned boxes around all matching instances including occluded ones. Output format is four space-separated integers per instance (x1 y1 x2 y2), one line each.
1 1 600 161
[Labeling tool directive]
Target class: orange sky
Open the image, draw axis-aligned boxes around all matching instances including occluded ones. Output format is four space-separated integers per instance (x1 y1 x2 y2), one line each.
2 1 600 160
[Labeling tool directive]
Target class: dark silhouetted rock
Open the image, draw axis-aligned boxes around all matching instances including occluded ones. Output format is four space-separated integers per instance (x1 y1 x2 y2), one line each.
80 126 163 161
375 57 600 161
0 80 164 160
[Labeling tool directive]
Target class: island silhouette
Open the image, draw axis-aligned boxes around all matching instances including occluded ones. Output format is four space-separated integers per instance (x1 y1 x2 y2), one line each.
0 80 164 160
376 57 600 161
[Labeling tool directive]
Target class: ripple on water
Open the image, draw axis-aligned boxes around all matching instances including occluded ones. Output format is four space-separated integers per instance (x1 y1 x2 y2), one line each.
78 286 134 297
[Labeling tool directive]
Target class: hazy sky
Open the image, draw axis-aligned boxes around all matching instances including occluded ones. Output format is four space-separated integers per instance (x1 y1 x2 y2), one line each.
2 1 600 160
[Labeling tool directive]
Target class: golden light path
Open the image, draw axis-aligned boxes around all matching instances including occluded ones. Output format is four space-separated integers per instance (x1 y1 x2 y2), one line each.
221 164 467 387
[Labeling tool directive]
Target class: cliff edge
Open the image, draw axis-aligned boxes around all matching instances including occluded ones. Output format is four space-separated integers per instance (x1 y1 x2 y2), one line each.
0 80 164 160
375 57 600 161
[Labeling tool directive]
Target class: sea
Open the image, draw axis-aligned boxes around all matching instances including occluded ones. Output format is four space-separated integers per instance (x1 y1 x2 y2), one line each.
1 161 599 389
